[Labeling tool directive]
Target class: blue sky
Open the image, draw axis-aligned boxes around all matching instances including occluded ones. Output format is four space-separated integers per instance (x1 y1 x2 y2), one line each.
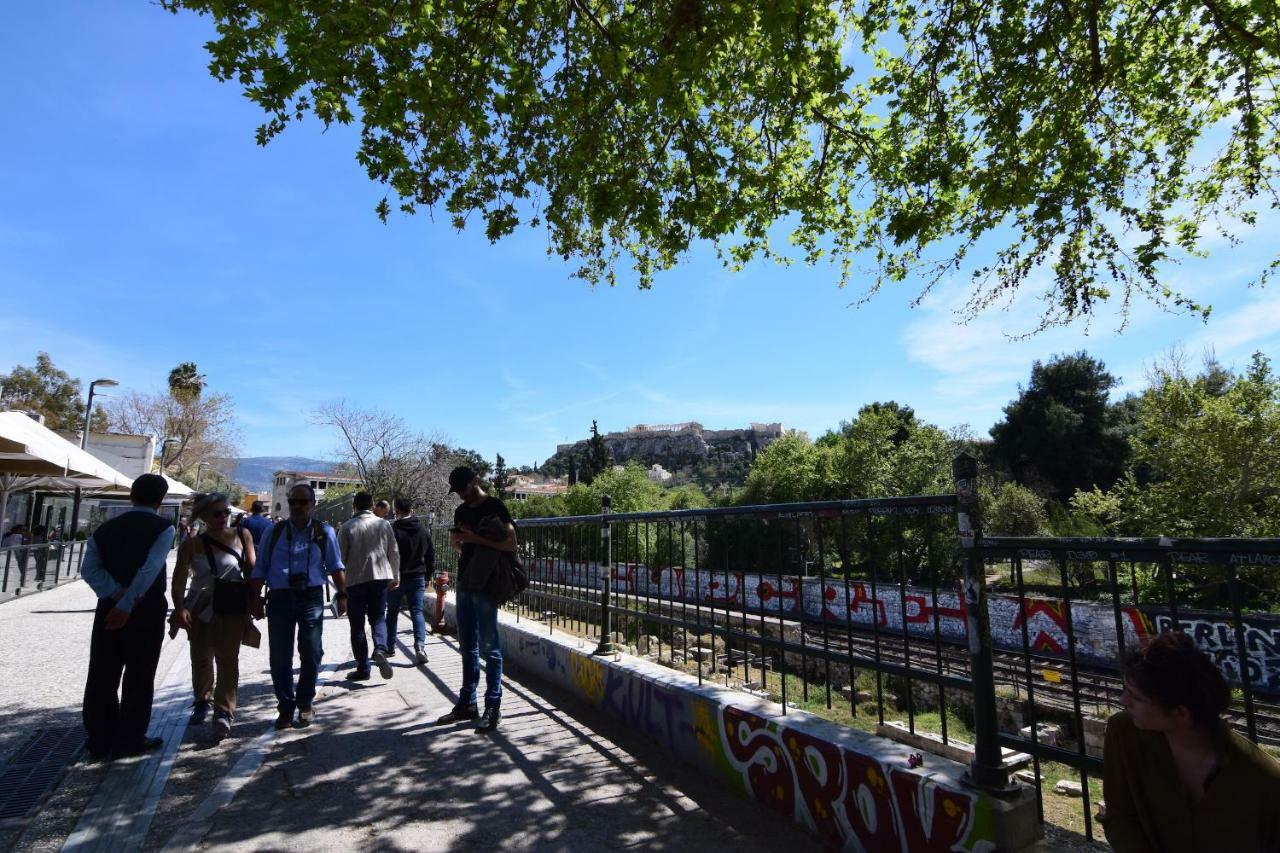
3 3 1278 469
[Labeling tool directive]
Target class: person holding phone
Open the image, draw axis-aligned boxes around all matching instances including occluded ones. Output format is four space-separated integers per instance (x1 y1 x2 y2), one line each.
435 466 516 733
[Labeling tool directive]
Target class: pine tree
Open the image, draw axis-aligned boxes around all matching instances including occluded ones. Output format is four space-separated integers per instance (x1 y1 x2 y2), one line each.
493 453 510 500
581 420 613 485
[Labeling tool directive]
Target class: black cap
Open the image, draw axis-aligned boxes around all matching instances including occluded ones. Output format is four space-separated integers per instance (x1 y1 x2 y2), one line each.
448 466 477 493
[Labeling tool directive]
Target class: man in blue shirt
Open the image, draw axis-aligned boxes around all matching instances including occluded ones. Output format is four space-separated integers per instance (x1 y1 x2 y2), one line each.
239 500 274 549
81 473 174 761
249 483 347 730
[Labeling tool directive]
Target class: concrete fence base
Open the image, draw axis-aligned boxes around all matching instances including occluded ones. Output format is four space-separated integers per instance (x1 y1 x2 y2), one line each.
431 593 1041 852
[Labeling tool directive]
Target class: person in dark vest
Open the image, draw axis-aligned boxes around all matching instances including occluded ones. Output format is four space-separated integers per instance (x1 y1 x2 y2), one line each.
80 473 174 761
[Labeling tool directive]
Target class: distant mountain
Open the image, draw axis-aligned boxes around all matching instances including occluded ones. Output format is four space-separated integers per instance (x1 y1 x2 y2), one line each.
231 457 341 492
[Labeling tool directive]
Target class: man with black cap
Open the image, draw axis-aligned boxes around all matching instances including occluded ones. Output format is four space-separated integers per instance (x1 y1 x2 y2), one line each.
80 472 174 761
435 465 515 733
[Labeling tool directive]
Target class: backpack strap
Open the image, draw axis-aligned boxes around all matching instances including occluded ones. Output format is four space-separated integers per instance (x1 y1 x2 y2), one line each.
200 532 248 577
265 520 289 564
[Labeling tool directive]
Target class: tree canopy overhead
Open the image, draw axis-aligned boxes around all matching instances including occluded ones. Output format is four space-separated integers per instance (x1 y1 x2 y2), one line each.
164 0 1278 326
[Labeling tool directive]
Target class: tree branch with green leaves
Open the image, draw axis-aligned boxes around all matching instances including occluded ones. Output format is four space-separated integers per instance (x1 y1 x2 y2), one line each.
164 0 1279 328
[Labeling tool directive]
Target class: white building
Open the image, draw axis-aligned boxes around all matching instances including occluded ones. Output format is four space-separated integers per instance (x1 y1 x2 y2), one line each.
269 470 362 516
646 463 673 483
508 476 568 501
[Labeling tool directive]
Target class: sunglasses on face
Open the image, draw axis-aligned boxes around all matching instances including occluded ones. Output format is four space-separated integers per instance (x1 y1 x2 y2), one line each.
210 508 231 517
287 498 312 506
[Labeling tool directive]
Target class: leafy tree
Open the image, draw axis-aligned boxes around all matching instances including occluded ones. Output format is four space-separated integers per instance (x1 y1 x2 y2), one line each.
820 402 919 448
163 0 1278 326
990 352 1130 500
167 362 205 403
1073 352 1280 538
740 432 830 504
451 447 492 478
0 352 109 432
984 482 1048 536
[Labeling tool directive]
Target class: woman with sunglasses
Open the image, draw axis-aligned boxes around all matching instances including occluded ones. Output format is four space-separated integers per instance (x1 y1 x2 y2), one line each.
170 492 255 740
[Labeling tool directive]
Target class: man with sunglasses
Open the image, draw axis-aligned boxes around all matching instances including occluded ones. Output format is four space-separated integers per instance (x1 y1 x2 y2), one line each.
249 483 347 729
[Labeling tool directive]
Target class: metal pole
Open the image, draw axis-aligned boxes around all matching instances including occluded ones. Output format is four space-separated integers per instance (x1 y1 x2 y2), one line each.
594 495 623 656
953 452 1015 793
68 383 98 545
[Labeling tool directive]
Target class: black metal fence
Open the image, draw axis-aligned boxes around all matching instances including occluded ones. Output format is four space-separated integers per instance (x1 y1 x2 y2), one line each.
0 541 89 598
977 535 1280 839
428 478 1280 843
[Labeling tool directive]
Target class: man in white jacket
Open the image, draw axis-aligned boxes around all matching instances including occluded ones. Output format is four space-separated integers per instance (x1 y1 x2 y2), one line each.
338 492 400 681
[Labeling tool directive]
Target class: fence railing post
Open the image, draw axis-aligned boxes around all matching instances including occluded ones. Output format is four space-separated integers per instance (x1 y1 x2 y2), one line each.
953 452 1015 793
594 495 623 656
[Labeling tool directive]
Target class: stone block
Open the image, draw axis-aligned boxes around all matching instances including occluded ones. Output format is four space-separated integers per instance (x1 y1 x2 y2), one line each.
1054 780 1083 797
1019 723 1062 746
1015 769 1038 785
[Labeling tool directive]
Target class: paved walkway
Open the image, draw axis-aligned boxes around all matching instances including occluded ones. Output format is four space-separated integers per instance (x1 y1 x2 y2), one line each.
1 572 813 852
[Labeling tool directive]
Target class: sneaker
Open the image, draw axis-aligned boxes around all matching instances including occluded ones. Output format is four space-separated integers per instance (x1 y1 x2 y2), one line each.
296 707 315 728
475 706 502 734
386 646 397 658
435 703 479 725
347 668 372 681
373 649 393 680
189 701 212 726
213 713 232 742
414 645 428 665
275 709 294 730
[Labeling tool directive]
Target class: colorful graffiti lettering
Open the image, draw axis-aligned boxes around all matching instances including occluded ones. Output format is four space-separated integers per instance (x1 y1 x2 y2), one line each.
569 654 606 705
521 559 1280 695
601 670 699 754
723 707 993 852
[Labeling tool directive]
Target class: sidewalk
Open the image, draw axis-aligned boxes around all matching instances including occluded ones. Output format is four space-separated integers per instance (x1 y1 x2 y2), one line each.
1 575 812 852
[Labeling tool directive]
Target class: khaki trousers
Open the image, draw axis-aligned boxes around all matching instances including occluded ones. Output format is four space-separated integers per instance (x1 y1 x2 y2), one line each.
190 613 244 716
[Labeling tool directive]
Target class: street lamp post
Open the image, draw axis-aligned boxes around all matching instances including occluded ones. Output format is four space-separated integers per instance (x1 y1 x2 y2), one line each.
70 378 119 543
158 437 178 471
195 462 210 492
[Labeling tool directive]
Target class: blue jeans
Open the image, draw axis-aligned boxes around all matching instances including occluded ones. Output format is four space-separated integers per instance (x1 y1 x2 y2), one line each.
266 587 325 712
346 580 390 672
456 588 502 709
386 573 427 647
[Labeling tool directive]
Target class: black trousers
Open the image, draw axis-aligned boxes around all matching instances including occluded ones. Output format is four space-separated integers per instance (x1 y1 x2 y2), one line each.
82 594 165 756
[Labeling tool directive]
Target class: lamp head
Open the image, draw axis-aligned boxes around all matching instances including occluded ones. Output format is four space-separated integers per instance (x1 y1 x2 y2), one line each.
91 378 119 389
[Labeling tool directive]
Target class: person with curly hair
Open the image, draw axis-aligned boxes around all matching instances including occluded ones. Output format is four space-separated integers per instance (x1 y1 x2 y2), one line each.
1103 631 1280 852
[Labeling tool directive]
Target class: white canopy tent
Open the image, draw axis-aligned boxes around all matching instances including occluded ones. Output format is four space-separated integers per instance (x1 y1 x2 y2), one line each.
0 412 134 537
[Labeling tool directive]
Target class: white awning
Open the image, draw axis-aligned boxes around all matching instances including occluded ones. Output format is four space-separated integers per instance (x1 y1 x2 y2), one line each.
0 411 135 536
0 412 134 487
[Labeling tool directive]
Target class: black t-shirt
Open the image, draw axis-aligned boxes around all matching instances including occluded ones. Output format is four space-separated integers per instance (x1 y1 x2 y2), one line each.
454 495 514 571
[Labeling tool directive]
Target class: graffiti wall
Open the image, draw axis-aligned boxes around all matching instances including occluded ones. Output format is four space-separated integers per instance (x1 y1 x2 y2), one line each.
525 557 1280 696
722 706 995 852
497 601 1011 851
1151 612 1280 694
